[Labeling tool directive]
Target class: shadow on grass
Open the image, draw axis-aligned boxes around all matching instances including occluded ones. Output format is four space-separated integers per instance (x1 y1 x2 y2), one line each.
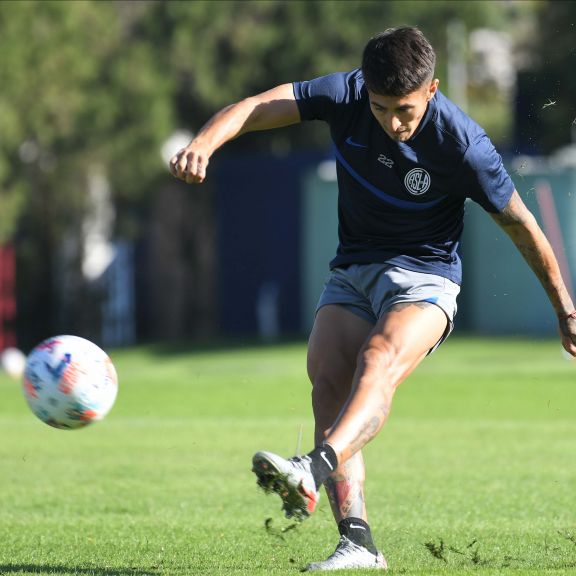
0 565 158 576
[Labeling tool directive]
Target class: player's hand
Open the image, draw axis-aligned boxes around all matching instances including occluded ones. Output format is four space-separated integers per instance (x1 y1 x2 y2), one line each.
169 143 210 184
559 313 576 358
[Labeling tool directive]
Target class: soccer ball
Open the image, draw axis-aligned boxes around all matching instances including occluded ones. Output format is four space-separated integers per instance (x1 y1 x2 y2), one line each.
22 335 118 430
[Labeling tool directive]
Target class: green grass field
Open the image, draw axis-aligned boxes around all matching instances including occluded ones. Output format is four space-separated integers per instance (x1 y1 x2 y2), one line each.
0 336 575 575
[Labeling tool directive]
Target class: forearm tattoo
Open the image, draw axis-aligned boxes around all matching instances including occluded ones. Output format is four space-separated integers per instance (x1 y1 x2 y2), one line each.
491 193 572 313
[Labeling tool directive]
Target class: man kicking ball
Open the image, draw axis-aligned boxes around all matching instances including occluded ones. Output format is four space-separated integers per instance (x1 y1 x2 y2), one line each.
171 26 576 571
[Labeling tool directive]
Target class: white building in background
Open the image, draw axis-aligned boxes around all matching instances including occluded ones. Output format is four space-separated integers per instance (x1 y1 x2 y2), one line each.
83 167 136 348
55 166 136 348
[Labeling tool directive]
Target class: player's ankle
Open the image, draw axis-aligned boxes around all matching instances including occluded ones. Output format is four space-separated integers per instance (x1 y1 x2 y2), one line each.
305 443 338 489
338 517 378 556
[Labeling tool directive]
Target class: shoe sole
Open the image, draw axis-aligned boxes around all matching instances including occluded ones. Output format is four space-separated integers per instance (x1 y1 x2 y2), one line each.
252 452 313 521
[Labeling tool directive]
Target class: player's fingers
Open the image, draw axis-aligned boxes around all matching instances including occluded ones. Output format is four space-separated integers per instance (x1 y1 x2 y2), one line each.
561 336 576 357
184 154 198 183
169 149 185 175
167 148 187 178
169 154 181 177
185 155 208 184
168 146 209 184
196 157 208 182
177 151 191 178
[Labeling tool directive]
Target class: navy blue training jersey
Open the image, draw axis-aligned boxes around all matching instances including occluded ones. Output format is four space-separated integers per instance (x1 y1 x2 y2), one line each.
293 69 515 285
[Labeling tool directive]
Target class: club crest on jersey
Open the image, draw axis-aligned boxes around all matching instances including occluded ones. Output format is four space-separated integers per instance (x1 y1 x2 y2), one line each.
404 167 431 196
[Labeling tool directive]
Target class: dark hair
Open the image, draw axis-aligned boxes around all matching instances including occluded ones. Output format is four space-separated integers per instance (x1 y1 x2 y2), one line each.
361 27 436 96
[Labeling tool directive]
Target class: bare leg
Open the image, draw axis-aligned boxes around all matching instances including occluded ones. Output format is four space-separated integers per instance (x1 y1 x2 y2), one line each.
308 305 373 522
308 302 447 519
325 301 448 463
323 453 366 522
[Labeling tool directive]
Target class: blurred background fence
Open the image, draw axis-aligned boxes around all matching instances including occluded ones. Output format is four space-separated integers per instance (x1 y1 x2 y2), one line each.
0 0 575 351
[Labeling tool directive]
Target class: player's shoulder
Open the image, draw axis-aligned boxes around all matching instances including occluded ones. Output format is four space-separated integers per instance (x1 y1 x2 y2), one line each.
294 68 366 104
345 68 366 101
430 90 486 150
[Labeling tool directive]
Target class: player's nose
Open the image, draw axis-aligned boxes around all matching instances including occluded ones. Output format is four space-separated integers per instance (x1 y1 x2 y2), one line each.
388 115 402 132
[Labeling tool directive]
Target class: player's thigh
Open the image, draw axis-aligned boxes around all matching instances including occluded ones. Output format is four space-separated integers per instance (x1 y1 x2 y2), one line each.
307 304 373 390
363 302 448 387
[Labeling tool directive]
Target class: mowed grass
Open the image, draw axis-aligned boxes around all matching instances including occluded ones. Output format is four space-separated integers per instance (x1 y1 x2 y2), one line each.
0 336 575 575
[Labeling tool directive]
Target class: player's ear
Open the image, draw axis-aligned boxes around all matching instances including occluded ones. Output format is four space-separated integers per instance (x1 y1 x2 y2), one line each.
427 79 439 100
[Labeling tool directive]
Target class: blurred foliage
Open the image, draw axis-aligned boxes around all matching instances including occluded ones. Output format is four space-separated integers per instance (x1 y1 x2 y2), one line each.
0 2 172 243
0 0 543 245
0 0 173 342
0 0 173 242
2 0 572 341
139 0 520 151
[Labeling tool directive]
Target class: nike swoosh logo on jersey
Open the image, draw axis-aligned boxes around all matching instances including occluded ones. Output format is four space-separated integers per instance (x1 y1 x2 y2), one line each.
349 523 367 530
345 136 368 149
320 451 334 470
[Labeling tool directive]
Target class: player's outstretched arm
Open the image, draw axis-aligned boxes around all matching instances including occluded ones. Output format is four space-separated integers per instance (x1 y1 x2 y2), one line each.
169 83 300 184
490 190 576 356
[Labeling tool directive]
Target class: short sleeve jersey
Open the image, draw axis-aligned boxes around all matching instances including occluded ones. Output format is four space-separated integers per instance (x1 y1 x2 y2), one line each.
293 69 515 285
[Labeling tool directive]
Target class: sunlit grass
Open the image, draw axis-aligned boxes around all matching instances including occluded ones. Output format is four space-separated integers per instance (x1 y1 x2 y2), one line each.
0 337 574 574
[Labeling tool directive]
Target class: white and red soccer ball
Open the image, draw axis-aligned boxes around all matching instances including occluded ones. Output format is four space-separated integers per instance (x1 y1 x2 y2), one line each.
22 335 118 429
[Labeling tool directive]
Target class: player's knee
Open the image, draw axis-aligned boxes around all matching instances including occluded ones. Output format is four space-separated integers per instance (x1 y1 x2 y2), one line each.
358 335 390 368
357 336 400 386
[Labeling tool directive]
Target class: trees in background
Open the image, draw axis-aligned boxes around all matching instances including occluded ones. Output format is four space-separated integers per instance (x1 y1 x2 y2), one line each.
0 0 571 345
0 1 172 343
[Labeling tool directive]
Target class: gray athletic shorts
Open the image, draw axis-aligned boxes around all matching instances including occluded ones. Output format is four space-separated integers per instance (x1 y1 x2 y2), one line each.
316 263 461 352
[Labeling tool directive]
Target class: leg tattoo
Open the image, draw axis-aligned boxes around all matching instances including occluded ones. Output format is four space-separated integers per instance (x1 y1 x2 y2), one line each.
345 388 393 458
324 452 367 521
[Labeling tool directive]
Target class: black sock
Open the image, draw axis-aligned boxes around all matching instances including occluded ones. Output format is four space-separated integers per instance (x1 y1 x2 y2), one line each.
305 444 338 489
338 517 378 555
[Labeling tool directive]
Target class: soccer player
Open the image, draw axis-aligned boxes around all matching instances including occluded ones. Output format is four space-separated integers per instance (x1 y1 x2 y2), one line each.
170 27 576 571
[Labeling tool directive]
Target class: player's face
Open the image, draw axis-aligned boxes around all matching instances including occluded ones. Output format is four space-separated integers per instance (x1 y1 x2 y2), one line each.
368 80 439 142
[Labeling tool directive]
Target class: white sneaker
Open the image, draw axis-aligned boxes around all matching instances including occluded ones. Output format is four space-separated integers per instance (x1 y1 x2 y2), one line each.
252 451 320 520
306 536 388 571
